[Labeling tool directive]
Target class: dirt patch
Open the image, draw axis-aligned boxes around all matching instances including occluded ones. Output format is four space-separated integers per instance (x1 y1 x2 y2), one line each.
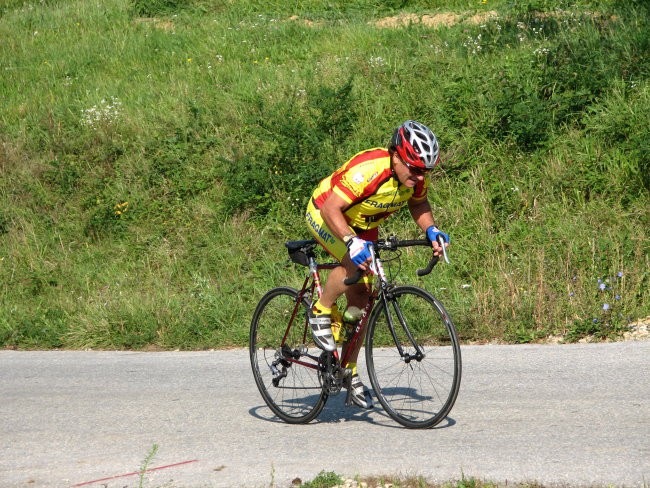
134 17 175 31
375 13 422 28
467 11 499 24
288 15 319 28
375 11 498 29
286 10 610 31
421 13 460 28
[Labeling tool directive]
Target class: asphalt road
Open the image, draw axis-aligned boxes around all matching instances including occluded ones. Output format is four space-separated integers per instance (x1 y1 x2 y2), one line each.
1 342 649 488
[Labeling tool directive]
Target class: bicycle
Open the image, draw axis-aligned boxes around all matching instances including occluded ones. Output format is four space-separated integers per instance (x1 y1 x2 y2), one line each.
249 235 461 429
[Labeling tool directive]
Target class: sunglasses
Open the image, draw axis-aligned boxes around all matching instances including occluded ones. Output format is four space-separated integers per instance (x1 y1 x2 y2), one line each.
401 159 431 176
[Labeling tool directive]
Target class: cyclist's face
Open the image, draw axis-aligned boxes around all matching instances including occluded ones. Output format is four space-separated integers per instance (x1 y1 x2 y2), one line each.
393 153 429 187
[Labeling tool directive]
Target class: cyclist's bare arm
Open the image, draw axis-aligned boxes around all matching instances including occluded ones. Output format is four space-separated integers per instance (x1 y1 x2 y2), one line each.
408 198 446 257
319 193 372 271
319 192 356 241
320 192 354 240
408 198 435 232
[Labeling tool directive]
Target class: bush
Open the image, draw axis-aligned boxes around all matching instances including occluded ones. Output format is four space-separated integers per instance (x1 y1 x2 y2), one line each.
220 78 358 217
131 0 191 17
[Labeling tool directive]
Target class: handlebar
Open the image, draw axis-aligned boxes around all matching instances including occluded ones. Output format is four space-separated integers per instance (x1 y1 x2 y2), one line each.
343 235 449 285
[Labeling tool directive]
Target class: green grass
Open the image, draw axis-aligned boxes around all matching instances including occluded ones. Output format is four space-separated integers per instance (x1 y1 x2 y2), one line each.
299 470 345 488
1 0 649 349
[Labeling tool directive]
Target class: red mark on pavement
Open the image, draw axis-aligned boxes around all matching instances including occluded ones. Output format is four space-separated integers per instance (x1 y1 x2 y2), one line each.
73 459 199 487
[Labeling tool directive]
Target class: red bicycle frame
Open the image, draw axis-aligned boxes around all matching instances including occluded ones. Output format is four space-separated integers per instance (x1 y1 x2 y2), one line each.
282 261 377 369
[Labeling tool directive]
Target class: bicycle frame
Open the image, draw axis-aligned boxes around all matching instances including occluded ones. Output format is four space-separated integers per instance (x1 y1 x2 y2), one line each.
278 236 442 374
281 242 420 374
279 259 377 371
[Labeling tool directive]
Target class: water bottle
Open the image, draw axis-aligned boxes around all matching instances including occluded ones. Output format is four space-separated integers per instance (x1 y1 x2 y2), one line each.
342 306 363 341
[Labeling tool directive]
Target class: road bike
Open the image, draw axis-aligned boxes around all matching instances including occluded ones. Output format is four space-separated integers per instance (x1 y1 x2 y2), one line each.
249 235 461 428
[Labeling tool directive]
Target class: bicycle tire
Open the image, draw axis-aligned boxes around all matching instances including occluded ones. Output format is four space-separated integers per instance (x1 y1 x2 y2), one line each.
250 286 328 424
366 285 461 429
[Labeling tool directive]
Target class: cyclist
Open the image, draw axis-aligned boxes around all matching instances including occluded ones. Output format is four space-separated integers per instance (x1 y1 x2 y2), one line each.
305 120 449 409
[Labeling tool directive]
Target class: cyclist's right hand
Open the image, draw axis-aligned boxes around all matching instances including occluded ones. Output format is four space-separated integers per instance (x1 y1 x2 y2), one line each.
346 237 372 268
426 225 450 245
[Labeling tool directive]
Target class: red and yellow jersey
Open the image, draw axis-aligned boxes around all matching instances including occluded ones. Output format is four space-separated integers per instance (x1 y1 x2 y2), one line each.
311 148 430 231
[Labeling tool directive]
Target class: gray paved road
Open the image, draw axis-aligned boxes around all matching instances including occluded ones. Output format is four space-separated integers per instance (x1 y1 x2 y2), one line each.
1 342 649 488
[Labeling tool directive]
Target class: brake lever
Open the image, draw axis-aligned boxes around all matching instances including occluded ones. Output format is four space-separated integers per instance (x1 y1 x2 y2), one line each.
438 235 450 265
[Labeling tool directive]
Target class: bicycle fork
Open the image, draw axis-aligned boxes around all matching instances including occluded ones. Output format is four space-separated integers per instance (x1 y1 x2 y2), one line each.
381 289 425 363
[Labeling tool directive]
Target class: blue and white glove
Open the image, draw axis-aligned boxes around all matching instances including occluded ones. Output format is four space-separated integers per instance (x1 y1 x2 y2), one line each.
426 225 450 245
346 237 372 267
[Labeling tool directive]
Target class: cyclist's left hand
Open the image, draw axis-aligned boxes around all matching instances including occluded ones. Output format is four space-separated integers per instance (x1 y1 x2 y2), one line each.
426 226 449 257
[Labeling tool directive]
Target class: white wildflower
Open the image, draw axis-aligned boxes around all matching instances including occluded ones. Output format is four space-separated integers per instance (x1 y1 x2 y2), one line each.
81 96 122 129
534 47 550 57
463 34 483 55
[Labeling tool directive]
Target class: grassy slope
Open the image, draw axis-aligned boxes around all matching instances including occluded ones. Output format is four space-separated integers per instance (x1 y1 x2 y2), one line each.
0 0 648 349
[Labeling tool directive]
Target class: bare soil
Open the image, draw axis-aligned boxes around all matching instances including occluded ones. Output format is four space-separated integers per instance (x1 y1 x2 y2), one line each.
375 11 498 29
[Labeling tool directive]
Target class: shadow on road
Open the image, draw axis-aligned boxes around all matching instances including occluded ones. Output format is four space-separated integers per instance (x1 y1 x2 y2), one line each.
248 393 457 430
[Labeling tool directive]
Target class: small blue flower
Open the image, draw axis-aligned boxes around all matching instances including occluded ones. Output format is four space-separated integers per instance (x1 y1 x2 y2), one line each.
599 283 607 291
603 303 610 311
615 295 621 301
569 292 575 297
617 272 623 278
598 279 602 284
593 318 599 324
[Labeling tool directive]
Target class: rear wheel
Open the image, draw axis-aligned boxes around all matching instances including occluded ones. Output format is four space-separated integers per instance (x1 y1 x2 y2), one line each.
250 287 327 423
366 285 461 428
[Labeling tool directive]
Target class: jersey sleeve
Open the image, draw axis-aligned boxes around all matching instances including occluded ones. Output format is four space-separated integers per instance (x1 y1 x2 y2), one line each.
332 168 367 204
330 148 390 205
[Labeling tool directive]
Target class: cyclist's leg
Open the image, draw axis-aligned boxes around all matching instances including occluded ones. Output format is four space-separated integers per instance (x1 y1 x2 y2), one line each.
317 275 374 408
319 256 367 307
318 223 376 309
304 199 344 350
305 198 376 311
304 198 373 374
341 332 373 408
305 197 346 307
340 227 376 368
340 260 374 408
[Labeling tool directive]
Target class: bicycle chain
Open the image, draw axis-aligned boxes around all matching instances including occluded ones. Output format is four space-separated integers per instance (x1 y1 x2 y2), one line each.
318 351 344 395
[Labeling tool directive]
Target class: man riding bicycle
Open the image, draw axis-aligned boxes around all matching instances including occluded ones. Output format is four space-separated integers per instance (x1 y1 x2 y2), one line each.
305 120 449 409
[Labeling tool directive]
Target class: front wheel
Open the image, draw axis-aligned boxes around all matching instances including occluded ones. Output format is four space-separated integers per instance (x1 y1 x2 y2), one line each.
366 285 461 428
250 287 327 424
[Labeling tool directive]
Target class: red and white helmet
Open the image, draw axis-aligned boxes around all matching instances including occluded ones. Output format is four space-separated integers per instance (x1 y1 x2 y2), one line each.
390 120 440 170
